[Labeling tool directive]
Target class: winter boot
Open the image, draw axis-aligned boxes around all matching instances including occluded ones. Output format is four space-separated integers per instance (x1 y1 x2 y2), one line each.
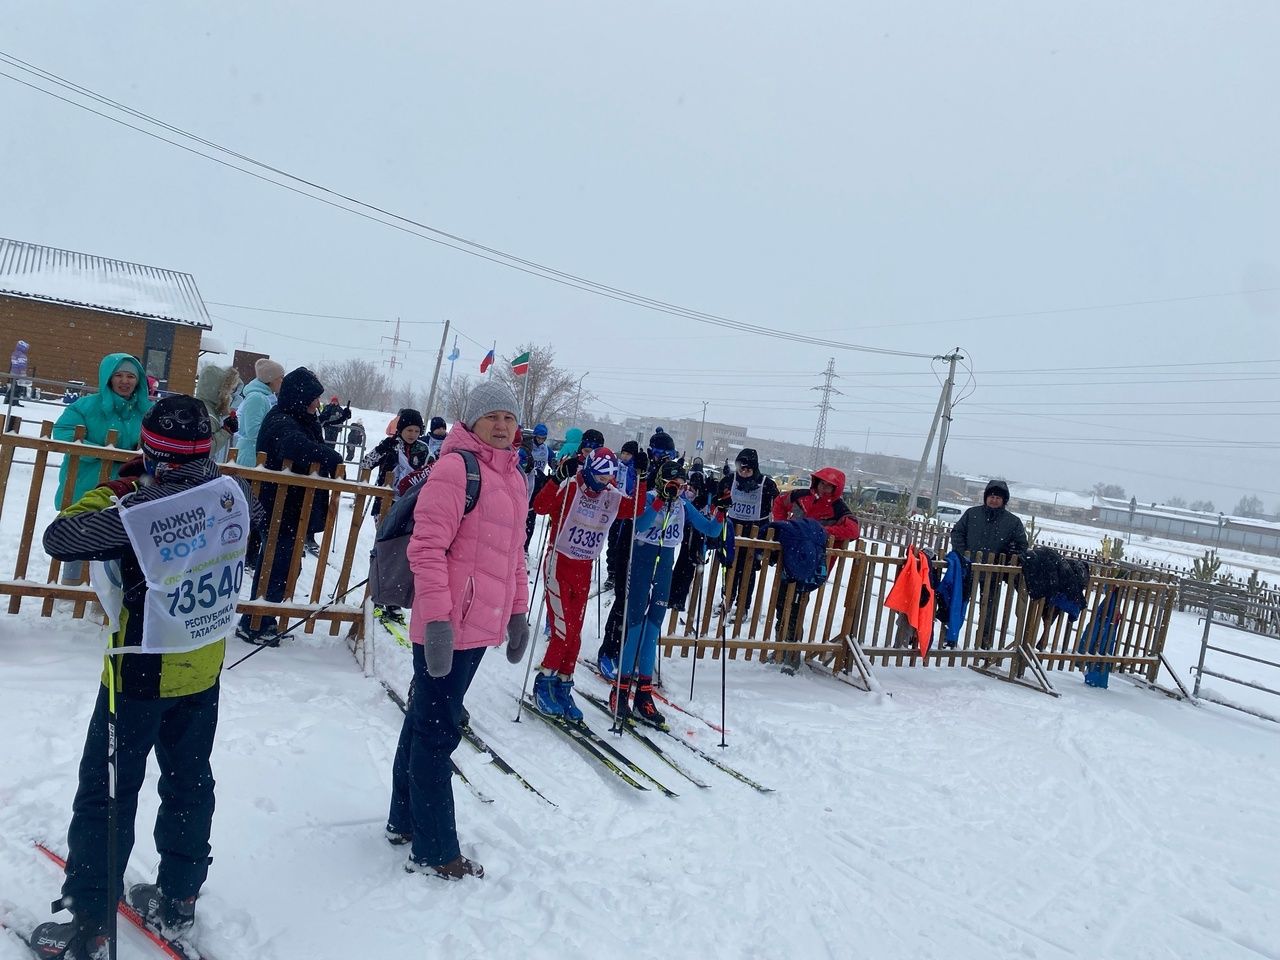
127 883 196 937
384 825 412 846
550 675 584 724
632 677 668 730
602 577 615 592
29 918 108 960
405 853 484 880
235 618 280 647
375 605 406 625
303 537 321 557
596 651 618 682
531 672 564 718
608 676 634 723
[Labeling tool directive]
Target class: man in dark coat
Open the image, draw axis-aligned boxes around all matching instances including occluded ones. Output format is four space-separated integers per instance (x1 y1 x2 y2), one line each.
317 395 351 446
950 478 1028 648
237 368 342 644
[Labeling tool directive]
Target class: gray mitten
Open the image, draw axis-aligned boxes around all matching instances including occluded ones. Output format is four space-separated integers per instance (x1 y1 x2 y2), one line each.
424 621 455 677
505 615 530 664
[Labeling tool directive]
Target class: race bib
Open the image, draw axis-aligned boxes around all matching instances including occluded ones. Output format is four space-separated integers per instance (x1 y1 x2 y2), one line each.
729 477 765 522
554 484 621 561
635 498 686 550
119 475 251 655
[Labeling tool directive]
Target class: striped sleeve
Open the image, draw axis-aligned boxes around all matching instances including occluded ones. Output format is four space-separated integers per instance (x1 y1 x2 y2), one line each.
42 487 131 562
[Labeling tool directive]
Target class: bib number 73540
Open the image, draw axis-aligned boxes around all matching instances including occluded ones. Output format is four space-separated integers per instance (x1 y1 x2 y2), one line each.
166 562 244 616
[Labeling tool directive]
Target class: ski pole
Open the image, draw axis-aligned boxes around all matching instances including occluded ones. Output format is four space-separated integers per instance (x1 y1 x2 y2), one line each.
227 576 369 670
105 654 120 960
525 476 553 625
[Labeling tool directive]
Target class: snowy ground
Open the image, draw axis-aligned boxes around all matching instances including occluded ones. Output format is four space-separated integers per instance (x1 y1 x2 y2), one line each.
3 401 1280 958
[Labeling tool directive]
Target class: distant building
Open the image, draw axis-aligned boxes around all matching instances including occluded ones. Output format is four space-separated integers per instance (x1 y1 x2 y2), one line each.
0 236 213 394
621 416 748 463
1096 497 1280 556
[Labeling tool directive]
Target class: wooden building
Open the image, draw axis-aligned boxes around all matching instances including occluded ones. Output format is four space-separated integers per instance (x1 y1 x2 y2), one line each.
0 237 213 394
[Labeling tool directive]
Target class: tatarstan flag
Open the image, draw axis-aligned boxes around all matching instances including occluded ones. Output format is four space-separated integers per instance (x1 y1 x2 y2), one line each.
511 351 531 376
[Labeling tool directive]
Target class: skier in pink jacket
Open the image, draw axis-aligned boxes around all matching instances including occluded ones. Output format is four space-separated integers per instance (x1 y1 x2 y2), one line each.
387 379 531 881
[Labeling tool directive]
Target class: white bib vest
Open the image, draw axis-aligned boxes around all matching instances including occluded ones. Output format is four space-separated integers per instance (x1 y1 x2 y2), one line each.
118 475 251 655
635 498 686 550
729 476 766 523
553 482 623 561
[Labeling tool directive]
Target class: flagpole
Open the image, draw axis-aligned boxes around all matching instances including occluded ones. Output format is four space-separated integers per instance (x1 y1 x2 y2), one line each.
424 318 450 419
489 340 497 379
520 364 530 425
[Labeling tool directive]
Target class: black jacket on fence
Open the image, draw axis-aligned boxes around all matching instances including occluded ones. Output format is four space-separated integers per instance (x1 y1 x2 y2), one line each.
256 369 342 537
950 504 1029 560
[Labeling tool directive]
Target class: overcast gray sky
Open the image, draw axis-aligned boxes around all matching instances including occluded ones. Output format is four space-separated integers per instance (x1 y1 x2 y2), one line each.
3 1 1278 507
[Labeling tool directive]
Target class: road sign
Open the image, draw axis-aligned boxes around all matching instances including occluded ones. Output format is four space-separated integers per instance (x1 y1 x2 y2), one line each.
695 439 704 450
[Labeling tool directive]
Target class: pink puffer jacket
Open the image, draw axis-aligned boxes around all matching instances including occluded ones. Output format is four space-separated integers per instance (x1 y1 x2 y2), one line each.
407 425 530 650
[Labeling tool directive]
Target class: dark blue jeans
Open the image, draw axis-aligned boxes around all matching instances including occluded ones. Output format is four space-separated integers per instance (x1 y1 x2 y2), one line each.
240 523 299 633
388 643 486 866
63 682 219 926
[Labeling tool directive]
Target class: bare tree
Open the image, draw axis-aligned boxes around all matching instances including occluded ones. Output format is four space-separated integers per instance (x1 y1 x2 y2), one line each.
437 374 475 423
493 343 579 426
310 359 396 409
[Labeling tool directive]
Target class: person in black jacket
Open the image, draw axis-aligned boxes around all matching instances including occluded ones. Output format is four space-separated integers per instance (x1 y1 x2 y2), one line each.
712 447 780 615
317 395 351 446
951 478 1028 648
236 368 342 645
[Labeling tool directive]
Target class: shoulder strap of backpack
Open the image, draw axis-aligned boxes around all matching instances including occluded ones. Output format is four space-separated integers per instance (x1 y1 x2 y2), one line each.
456 450 482 515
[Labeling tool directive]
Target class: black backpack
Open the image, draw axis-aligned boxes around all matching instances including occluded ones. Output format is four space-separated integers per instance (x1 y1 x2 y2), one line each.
369 450 481 608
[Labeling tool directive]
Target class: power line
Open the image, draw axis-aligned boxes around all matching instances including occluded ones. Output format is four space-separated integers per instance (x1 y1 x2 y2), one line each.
0 51 936 360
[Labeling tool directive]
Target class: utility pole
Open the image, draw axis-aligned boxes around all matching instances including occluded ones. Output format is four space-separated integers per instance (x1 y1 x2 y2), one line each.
699 400 709 458
572 372 589 423
381 317 410 372
424 319 450 419
810 358 841 470
909 348 963 514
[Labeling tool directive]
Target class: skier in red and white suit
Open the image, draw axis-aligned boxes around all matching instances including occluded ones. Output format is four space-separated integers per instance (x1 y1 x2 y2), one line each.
530 448 645 722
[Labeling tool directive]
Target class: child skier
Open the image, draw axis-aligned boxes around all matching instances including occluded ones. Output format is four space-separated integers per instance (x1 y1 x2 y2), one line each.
362 409 430 520
613 459 725 728
529 448 646 721
35 395 264 959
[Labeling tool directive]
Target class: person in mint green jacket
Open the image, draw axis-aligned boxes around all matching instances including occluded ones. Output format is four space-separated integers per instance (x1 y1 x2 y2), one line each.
52 353 152 509
234 358 284 467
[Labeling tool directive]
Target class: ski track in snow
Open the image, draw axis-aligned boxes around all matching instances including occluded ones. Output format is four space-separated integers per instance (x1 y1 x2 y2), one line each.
2 441 1279 957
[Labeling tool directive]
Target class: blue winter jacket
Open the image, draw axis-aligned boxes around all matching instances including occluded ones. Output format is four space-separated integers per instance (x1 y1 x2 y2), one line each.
52 353 152 507
235 378 276 466
936 550 970 647
761 517 828 587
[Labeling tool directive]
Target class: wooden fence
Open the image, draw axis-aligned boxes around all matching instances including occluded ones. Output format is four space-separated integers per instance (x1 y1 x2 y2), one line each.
0 417 390 639
660 520 1179 696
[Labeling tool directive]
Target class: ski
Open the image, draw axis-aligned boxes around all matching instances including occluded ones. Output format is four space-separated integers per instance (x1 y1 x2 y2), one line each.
374 611 411 648
379 681 494 804
459 723 556 806
517 696 675 796
577 662 773 793
578 657 727 734
580 692 710 788
33 842 205 960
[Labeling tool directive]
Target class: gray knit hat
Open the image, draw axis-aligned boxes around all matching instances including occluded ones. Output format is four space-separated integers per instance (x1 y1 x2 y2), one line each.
463 380 520 429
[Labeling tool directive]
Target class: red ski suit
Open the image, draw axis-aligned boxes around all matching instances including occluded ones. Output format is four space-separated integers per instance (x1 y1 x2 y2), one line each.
533 475 644 674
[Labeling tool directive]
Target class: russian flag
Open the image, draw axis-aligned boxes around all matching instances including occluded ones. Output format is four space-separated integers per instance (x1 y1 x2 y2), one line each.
480 348 495 373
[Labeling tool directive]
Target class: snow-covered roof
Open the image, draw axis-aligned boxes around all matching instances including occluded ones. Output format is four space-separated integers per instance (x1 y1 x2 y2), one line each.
1014 486 1094 509
200 332 229 354
0 237 211 329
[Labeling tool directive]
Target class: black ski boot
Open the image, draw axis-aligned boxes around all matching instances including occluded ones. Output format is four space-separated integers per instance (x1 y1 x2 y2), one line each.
127 883 196 937
608 676 634 724
29 917 108 960
632 676 669 731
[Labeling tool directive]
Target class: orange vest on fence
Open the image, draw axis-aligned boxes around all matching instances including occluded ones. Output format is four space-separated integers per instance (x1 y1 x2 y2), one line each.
885 546 936 657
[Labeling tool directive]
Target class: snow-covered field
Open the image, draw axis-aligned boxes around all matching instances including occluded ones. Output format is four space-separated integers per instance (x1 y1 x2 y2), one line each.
2 400 1280 959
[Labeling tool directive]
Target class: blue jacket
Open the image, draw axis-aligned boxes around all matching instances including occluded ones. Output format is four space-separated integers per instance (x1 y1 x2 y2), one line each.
936 550 970 647
52 353 152 507
235 378 275 466
761 517 828 587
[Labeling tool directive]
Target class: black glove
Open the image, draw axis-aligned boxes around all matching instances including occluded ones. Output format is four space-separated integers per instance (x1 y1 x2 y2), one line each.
555 456 578 482
632 449 649 475
222 412 239 435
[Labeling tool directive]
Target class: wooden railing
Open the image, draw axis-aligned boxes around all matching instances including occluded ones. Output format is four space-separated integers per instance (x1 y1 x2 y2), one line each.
0 417 392 639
